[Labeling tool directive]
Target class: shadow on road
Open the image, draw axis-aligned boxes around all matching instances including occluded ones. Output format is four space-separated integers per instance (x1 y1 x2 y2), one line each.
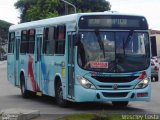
5 94 147 114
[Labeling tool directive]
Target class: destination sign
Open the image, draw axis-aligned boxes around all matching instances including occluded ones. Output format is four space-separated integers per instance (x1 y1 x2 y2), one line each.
88 18 139 28
79 15 148 30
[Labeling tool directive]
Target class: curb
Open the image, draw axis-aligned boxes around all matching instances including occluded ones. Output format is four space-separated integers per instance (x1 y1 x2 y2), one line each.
0 108 40 120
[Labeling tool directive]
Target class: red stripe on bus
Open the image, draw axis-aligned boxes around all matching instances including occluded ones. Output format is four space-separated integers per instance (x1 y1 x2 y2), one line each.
28 55 37 91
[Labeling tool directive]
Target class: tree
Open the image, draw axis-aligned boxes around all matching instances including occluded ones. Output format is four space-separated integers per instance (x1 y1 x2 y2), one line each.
0 20 12 44
0 20 12 39
15 0 111 23
0 20 12 58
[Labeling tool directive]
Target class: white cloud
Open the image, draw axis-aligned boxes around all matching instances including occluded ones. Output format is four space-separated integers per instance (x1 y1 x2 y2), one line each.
0 0 19 24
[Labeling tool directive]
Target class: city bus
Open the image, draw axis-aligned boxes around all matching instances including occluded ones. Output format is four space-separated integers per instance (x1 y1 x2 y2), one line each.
7 12 151 107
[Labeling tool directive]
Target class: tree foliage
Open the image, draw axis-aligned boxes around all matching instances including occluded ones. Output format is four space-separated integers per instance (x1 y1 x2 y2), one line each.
0 20 12 43
15 0 111 23
0 20 12 55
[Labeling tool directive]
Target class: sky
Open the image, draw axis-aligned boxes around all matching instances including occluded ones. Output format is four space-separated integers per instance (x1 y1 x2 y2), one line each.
0 0 19 24
108 0 160 30
0 0 159 30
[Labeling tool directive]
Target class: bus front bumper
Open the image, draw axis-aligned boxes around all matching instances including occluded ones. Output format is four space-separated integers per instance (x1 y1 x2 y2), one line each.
74 84 151 102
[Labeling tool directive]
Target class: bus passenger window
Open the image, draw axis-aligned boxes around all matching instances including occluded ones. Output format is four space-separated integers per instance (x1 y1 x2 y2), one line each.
43 27 55 55
55 25 66 54
28 29 35 54
20 30 29 53
8 32 15 53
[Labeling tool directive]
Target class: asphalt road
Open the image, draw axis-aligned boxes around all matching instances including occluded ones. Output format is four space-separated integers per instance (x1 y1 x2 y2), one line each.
0 61 160 119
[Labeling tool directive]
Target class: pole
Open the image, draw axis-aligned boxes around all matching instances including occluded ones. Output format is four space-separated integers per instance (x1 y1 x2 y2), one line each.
65 3 68 15
61 0 76 14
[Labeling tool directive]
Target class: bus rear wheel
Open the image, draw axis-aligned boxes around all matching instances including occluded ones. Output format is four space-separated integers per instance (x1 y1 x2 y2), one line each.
20 74 30 98
112 101 129 107
55 80 67 107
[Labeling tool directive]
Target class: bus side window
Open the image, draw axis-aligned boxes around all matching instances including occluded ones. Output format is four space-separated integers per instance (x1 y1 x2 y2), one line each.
8 32 15 53
28 29 35 54
43 27 55 55
55 25 66 54
20 30 29 53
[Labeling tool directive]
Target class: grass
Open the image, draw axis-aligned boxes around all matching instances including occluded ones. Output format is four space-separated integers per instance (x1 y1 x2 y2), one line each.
57 114 122 120
56 113 160 120
57 114 95 120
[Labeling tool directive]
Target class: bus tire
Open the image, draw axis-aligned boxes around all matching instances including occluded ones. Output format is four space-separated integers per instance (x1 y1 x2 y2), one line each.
112 101 129 107
55 80 67 107
20 74 30 98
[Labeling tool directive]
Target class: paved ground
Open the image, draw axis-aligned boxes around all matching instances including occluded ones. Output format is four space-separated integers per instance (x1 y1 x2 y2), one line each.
0 60 6 65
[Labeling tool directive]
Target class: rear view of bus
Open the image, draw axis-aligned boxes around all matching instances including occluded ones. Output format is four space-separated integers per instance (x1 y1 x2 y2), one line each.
74 13 150 107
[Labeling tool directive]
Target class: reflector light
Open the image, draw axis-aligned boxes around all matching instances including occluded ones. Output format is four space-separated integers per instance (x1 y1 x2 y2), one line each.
137 93 148 97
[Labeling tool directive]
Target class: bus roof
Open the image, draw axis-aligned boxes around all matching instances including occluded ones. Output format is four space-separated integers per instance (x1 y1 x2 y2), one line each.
9 12 146 31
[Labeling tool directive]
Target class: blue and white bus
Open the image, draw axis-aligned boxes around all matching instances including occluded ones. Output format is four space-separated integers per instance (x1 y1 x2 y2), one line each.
7 12 151 107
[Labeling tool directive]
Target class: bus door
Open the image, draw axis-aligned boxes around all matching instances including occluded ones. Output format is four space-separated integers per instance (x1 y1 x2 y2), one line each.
35 27 43 92
67 32 75 98
14 31 20 86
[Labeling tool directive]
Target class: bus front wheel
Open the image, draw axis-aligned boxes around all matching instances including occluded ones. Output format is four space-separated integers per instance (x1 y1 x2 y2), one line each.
55 80 67 107
112 101 129 107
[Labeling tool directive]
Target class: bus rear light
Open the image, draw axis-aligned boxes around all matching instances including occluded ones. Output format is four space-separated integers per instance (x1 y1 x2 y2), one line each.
137 92 148 97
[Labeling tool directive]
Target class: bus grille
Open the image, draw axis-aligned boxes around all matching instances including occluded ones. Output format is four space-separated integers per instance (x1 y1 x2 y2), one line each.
92 76 138 83
98 85 132 89
102 92 128 98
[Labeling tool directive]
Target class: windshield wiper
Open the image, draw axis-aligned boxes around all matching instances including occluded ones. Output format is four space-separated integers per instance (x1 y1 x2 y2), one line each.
124 30 134 49
122 38 126 56
95 29 105 58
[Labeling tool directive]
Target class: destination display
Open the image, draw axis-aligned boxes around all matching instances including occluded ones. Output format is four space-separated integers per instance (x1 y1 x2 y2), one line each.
88 18 139 27
79 15 148 30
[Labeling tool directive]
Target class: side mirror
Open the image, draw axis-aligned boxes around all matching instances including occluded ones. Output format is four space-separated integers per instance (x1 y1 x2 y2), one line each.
73 34 81 46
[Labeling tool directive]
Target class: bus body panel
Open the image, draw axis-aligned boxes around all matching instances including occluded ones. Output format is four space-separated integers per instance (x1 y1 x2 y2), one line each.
40 55 66 96
73 60 151 102
7 54 15 85
74 84 151 102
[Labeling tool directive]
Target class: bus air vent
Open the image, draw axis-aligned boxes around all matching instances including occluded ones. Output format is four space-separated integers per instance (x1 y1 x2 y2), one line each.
102 92 128 98
92 76 138 83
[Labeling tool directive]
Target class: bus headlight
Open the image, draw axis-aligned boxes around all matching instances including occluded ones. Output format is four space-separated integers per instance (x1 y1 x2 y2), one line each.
135 78 149 89
77 76 96 89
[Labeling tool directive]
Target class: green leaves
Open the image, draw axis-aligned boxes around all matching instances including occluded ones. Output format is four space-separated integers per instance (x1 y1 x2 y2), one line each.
0 20 12 40
15 0 111 23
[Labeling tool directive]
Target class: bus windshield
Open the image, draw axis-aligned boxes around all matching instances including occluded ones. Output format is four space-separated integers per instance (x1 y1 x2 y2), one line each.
78 31 150 73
